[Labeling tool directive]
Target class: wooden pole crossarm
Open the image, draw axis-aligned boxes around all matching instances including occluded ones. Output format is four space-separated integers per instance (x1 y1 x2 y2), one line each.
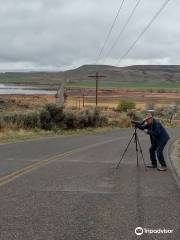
88 72 106 106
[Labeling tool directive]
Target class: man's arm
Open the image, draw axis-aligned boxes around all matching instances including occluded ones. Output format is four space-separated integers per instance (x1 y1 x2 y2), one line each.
147 122 161 137
134 122 148 131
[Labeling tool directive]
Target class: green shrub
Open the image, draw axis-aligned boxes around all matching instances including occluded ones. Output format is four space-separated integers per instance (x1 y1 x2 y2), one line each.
0 105 108 131
64 112 77 129
64 108 108 129
117 100 136 112
44 104 64 124
78 110 89 128
0 117 5 129
0 112 40 130
23 112 40 129
39 109 53 130
2 113 22 129
39 104 64 130
92 108 108 127
77 108 108 128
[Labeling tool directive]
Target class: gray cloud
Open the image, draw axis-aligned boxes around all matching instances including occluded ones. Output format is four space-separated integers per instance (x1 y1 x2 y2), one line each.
0 0 179 71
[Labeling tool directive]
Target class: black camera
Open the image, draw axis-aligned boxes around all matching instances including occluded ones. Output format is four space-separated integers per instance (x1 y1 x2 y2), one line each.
131 120 146 129
131 120 144 125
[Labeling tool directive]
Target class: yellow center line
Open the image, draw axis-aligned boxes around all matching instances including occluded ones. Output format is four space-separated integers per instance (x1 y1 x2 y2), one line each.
0 135 131 187
0 150 78 187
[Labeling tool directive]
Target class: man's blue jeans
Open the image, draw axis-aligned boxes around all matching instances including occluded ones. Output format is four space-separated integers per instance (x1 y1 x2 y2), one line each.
149 140 168 167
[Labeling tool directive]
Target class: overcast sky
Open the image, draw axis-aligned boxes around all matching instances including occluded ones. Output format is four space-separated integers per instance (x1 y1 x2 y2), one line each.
0 0 179 71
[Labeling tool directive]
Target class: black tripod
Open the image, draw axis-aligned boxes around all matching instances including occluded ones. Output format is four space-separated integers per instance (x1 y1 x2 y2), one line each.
116 127 147 170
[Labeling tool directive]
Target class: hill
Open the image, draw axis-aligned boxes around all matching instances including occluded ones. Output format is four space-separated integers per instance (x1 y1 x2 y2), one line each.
65 65 180 83
0 65 180 85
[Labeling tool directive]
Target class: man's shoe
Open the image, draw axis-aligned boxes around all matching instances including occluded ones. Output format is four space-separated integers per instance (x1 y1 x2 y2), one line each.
157 166 167 171
146 164 157 168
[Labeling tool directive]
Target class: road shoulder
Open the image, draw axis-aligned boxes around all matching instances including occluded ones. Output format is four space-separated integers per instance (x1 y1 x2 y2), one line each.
0 127 123 145
169 139 180 184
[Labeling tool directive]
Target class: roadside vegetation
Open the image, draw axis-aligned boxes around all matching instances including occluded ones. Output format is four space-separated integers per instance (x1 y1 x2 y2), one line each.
0 98 179 143
0 104 108 131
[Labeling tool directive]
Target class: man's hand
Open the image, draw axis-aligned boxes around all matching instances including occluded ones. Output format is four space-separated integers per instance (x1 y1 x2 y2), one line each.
144 129 150 135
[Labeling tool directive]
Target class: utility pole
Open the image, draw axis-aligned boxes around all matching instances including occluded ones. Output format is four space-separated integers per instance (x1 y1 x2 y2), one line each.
88 72 105 106
82 94 85 107
79 98 81 110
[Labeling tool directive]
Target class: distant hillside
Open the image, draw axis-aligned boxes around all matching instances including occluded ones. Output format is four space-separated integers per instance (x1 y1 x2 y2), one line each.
64 65 180 83
0 65 180 85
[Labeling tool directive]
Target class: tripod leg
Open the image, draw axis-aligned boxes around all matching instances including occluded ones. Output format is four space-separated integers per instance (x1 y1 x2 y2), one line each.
136 135 147 171
116 133 135 169
135 133 139 168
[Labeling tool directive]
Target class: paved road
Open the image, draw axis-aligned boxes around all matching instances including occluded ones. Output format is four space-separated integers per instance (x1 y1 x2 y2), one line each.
0 129 179 240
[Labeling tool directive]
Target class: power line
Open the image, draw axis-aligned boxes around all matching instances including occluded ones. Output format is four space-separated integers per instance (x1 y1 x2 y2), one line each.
117 0 172 65
96 0 125 63
104 0 142 60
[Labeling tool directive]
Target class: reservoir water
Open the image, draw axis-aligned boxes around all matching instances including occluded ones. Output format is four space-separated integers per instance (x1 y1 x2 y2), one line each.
0 84 56 95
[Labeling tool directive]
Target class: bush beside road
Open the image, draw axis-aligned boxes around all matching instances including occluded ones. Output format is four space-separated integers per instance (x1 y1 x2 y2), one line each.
0 104 108 131
0 104 111 143
0 99 179 143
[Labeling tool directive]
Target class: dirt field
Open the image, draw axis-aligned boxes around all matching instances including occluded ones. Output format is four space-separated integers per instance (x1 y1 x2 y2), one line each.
65 87 180 110
0 87 179 113
0 95 56 113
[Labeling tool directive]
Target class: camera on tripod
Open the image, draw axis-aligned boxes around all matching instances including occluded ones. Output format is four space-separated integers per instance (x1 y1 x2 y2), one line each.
131 120 145 128
116 119 147 171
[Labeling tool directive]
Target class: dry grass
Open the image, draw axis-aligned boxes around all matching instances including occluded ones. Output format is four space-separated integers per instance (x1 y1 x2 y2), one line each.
0 94 179 143
0 95 55 113
0 129 44 143
0 127 119 144
65 96 178 111
0 94 178 113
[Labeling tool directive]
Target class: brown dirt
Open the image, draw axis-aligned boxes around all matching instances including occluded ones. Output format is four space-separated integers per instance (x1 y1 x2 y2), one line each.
0 87 179 113
66 88 180 103
0 95 55 113
65 88 180 110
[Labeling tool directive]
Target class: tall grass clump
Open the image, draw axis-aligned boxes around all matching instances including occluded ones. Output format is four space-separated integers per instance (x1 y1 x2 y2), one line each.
1 112 40 129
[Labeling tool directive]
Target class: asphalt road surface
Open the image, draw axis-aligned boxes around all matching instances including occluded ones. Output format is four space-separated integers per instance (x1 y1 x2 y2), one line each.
0 129 179 240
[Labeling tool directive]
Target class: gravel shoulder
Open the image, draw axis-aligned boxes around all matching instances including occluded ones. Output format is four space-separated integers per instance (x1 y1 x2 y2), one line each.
170 139 180 179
